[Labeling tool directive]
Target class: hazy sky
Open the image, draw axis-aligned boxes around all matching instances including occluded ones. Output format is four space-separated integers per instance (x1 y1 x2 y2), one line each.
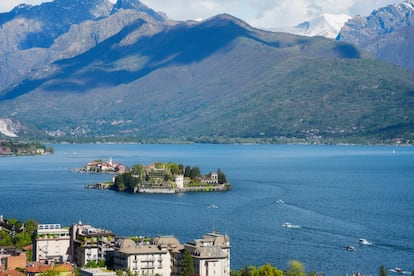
0 0 403 29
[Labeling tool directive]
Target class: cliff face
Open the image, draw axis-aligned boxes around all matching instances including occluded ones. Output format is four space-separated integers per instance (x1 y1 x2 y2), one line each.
0 118 26 137
337 0 414 70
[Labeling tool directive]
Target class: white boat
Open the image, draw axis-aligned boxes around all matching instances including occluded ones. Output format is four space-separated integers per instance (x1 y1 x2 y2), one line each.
358 238 371 245
282 222 300 229
346 245 356 251
276 199 285 204
390 267 404 273
208 204 218 209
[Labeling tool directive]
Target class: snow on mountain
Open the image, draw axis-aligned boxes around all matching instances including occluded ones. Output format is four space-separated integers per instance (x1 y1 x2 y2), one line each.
290 13 351 39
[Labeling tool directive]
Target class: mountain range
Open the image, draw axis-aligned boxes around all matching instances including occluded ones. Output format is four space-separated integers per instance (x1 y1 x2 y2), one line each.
291 13 351 39
337 0 414 71
0 0 413 144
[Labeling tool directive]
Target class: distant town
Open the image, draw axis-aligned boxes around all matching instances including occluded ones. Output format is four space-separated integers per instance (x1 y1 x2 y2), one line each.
78 158 231 194
0 141 54 156
0 215 230 276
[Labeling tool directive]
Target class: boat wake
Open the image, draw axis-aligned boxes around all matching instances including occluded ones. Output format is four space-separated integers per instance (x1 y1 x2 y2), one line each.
282 222 301 229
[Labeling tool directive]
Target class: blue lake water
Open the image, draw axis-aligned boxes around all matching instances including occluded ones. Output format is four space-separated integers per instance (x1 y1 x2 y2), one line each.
1 144 413 275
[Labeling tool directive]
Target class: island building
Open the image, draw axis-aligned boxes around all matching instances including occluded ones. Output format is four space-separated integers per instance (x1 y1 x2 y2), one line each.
86 157 125 174
32 224 70 264
69 223 115 267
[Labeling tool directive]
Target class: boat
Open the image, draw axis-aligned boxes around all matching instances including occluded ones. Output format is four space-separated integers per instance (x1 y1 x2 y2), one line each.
390 267 404 273
276 199 285 204
358 238 371 245
208 204 218 209
345 245 356 251
282 222 300 229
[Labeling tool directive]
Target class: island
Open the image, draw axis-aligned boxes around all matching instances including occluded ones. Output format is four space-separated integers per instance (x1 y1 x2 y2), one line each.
84 160 231 193
0 140 54 156
76 157 126 174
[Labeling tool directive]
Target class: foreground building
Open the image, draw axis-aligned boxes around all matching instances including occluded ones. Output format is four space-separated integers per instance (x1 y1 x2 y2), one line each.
113 233 230 276
32 224 70 264
185 232 231 276
113 239 172 276
0 247 26 271
69 223 115 267
31 220 231 276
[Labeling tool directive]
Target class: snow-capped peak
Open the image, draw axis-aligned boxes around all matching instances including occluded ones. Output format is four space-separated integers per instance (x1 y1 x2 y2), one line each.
291 13 351 39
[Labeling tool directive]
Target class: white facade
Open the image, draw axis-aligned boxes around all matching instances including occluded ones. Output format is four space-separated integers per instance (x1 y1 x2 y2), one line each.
175 175 184 189
114 239 172 276
33 224 70 264
186 233 230 276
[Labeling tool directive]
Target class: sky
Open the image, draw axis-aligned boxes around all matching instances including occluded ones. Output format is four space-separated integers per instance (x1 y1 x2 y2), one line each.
0 0 403 29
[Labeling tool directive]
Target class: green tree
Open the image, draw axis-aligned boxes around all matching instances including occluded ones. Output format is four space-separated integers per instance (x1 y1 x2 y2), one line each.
24 219 38 234
217 168 227 184
190 167 201 180
131 164 145 178
181 249 195 276
114 175 126 191
184 166 191 177
14 232 32 248
286 260 306 276
257 263 283 276
168 163 179 175
379 265 388 276
0 230 13 246
231 264 283 276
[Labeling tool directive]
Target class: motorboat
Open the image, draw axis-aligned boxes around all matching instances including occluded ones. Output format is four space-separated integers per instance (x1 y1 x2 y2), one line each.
282 222 300 229
358 238 371 245
208 204 218 209
346 245 356 251
390 267 404 273
276 199 285 204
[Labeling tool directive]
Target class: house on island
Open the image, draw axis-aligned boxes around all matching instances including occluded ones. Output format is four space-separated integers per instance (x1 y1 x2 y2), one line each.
86 157 125 174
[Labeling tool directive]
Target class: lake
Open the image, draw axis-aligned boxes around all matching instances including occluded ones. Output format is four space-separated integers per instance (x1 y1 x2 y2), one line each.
1 143 413 275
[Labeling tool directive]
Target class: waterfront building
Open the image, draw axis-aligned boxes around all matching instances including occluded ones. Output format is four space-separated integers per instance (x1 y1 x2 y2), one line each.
69 223 115 267
32 224 70 264
184 232 230 276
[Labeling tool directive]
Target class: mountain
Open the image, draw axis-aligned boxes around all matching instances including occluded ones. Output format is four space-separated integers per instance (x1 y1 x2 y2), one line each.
337 0 414 71
0 1 414 143
0 0 165 92
291 13 351 39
